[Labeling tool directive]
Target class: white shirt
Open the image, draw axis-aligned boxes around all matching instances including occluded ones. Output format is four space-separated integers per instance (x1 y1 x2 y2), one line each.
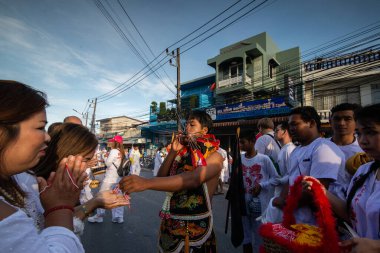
129 149 141 175
347 162 380 239
104 148 122 182
255 131 281 163
14 172 85 236
80 167 94 204
274 142 296 196
277 142 296 179
288 138 344 185
14 172 44 231
329 137 364 199
288 137 344 224
0 197 84 253
241 153 279 214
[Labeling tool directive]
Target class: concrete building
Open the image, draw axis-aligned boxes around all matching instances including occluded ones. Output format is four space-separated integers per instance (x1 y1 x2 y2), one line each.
142 32 302 150
303 49 380 123
207 32 301 107
141 75 216 150
97 116 146 148
142 34 380 149
206 32 301 147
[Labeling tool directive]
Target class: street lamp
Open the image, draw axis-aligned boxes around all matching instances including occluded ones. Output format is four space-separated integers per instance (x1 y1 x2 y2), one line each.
72 108 82 115
72 109 88 127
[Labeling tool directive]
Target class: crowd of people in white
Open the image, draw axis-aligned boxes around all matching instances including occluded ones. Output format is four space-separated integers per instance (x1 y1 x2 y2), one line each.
0 80 379 253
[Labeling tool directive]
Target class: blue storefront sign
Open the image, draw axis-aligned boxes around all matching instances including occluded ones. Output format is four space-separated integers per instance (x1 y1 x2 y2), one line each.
207 97 291 121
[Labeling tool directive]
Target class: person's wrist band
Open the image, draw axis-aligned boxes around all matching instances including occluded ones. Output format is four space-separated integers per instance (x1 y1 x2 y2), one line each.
44 205 74 218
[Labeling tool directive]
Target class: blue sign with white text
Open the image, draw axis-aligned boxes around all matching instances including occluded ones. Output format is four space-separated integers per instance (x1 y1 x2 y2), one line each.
213 97 291 120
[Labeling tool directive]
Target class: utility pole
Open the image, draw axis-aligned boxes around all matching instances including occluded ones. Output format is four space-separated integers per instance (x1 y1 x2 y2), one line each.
90 98 97 134
167 47 181 131
85 111 89 127
72 108 88 127
176 48 181 131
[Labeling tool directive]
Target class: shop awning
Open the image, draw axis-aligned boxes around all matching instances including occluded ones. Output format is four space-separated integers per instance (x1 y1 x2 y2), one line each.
212 116 289 128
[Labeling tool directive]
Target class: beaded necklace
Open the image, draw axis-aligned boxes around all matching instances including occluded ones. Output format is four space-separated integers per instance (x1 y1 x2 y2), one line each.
0 185 24 208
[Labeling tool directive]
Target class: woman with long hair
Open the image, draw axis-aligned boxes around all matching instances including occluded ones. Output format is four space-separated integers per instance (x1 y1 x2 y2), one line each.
0 80 86 252
17 123 128 236
88 135 126 223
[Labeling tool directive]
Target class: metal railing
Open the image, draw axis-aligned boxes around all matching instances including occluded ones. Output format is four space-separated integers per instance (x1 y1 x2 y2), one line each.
318 110 331 122
218 75 243 88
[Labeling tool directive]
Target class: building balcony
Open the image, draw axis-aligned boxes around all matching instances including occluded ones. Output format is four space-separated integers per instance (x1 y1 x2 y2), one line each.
219 75 243 88
318 110 331 123
216 75 251 95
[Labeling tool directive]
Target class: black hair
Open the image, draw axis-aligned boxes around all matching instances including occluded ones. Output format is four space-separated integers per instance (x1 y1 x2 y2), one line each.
0 80 48 208
346 104 380 211
277 121 290 132
239 129 256 142
290 106 321 131
47 122 63 135
354 103 380 125
188 110 213 132
331 103 361 116
156 143 164 151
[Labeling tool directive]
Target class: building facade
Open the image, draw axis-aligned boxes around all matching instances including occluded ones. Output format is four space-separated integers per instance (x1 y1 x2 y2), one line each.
142 32 302 151
97 116 146 148
206 32 301 148
141 75 216 152
303 49 380 123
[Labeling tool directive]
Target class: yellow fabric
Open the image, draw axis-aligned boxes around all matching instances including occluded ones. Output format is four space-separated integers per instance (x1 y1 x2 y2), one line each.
345 152 373 175
89 180 100 189
291 224 322 247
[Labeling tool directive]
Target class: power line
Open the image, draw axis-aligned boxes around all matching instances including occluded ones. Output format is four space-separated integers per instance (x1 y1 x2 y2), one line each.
92 0 176 99
91 0 173 99
91 0 270 101
165 0 243 49
180 0 268 53
90 0 379 122
117 0 176 92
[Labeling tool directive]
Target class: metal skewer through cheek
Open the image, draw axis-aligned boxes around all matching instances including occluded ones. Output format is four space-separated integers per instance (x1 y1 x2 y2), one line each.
176 131 202 151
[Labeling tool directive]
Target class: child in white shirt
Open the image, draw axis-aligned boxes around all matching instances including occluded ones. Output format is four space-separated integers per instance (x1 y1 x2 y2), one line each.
239 129 279 253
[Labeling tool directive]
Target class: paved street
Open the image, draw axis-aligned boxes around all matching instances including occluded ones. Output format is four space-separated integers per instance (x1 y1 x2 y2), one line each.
81 169 242 253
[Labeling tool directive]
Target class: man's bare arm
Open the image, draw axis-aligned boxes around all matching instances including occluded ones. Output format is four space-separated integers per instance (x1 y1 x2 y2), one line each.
120 151 223 193
156 150 177 177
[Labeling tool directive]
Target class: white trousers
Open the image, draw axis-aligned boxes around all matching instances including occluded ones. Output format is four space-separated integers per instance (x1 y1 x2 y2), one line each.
131 164 141 176
96 180 124 219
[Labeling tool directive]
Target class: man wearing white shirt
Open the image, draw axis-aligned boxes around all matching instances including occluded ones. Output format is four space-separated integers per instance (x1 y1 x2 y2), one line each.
255 118 281 172
329 103 363 199
130 144 141 175
274 121 296 181
273 106 344 225
273 121 296 198
263 121 296 223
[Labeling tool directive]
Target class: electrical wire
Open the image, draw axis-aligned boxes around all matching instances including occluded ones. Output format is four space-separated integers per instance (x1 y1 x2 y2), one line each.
91 0 271 101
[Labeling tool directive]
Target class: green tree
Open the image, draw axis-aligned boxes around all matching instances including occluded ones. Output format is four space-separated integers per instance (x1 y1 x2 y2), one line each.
157 102 167 122
150 101 158 114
